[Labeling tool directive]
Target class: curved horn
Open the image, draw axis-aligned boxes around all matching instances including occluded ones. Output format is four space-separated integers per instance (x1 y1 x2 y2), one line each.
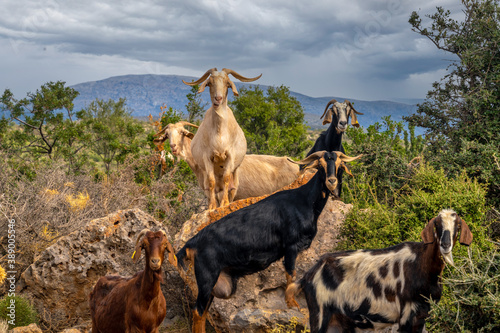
222 68 262 82
177 121 199 129
182 68 217 86
320 99 338 119
288 151 326 165
154 126 168 138
334 151 363 163
135 229 151 247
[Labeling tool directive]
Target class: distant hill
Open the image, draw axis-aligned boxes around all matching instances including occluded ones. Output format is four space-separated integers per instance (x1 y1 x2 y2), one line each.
71 74 422 130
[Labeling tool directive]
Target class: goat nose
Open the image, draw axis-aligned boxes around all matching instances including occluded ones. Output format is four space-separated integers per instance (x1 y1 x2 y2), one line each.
339 120 347 127
150 258 160 265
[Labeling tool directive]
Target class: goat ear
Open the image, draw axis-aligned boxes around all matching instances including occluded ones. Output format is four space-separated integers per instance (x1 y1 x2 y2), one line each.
228 80 239 96
346 100 362 128
459 218 473 246
132 242 143 263
182 129 195 140
421 218 436 244
322 109 333 125
341 163 353 177
166 241 178 267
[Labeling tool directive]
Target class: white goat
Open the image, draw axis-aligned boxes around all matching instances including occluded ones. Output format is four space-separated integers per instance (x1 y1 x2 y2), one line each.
154 122 300 202
182 68 261 209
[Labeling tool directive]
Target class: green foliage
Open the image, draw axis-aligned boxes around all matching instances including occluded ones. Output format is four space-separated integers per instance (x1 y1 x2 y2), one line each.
407 0 500 207
78 98 145 175
344 116 424 202
0 295 39 329
185 85 207 123
230 85 310 157
427 247 500 332
338 162 490 251
0 81 79 160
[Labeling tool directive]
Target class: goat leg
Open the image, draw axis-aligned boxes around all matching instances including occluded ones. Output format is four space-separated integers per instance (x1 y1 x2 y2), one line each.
285 271 300 309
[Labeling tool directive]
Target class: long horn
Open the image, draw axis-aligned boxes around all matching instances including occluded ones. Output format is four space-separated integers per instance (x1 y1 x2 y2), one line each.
288 151 326 165
320 99 338 119
222 68 262 82
182 68 217 86
177 121 199 129
334 151 363 163
154 126 168 138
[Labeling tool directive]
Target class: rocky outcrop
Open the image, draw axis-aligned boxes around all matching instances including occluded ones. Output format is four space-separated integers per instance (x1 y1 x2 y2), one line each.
17 209 183 331
10 323 43 333
174 197 353 333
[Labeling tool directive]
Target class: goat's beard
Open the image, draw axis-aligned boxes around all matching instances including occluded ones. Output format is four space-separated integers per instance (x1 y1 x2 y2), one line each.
441 250 454 266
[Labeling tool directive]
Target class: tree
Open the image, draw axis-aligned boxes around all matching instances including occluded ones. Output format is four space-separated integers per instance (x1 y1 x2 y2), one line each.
229 85 310 157
185 84 207 123
0 81 79 159
406 0 500 206
78 98 144 175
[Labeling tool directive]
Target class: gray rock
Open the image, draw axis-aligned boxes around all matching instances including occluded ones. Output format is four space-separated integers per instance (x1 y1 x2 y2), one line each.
18 209 182 330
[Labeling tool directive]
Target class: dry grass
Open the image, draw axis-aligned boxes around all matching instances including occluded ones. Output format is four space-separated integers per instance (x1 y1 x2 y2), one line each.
0 153 205 287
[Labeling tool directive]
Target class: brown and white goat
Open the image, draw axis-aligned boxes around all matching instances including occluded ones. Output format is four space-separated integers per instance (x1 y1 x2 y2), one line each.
287 209 473 333
89 229 177 333
154 121 300 202
182 68 261 209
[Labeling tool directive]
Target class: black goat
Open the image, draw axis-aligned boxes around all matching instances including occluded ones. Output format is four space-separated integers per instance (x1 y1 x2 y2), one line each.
306 99 363 197
287 209 473 333
175 150 362 333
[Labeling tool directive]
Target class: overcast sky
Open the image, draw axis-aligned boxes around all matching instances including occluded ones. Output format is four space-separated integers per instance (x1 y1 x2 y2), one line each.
0 0 463 101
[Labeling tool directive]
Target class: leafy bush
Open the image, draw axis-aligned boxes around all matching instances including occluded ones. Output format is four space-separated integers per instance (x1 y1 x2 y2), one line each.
339 161 491 252
344 116 424 203
427 247 500 332
0 295 39 329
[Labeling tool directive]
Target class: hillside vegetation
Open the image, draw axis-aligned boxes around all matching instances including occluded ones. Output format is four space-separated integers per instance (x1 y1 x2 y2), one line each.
0 1 499 331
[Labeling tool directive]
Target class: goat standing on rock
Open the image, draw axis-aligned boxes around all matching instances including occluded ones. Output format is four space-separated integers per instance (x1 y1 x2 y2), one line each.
153 121 300 202
306 99 363 197
287 209 473 333
89 229 177 333
183 68 261 210
175 150 362 333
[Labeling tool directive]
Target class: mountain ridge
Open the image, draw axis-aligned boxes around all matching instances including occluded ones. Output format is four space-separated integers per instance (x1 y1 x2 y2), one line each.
70 74 422 129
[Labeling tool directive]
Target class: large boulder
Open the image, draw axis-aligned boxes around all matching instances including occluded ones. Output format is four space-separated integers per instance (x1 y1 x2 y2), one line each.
17 209 183 331
174 197 353 333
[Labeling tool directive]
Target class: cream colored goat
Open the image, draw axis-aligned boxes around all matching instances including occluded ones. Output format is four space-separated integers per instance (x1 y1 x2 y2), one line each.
182 68 261 209
154 122 300 202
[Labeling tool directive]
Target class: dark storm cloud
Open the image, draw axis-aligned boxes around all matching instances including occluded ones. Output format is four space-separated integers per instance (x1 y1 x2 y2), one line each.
0 0 464 99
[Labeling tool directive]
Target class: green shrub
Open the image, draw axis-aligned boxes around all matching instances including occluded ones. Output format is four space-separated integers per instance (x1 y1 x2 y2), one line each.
339 162 491 252
0 295 39 329
427 247 500 332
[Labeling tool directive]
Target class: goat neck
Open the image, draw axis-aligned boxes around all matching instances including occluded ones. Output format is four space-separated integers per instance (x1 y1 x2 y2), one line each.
305 166 331 220
326 112 344 149
139 255 163 305
420 239 446 278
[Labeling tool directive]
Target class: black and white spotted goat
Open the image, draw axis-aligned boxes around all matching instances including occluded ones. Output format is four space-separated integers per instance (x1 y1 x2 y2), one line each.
286 209 473 333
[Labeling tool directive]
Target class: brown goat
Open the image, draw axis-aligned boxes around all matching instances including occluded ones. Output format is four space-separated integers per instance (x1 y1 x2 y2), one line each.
89 229 177 333
183 68 261 209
